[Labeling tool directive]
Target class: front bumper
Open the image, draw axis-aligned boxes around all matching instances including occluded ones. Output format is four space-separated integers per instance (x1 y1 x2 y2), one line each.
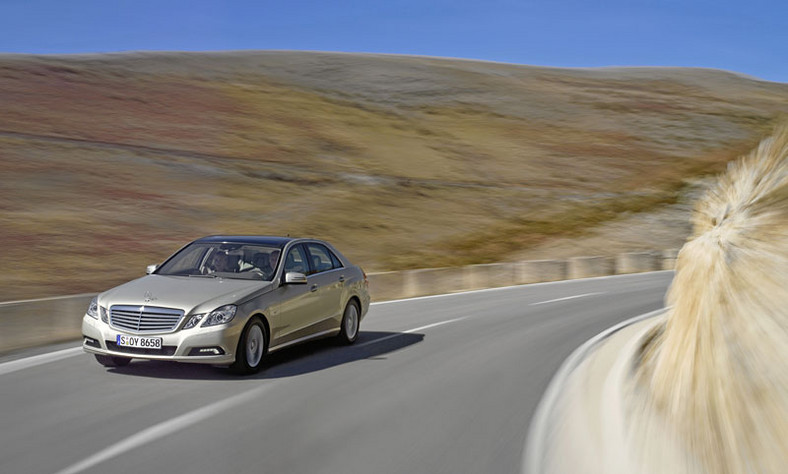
82 314 243 365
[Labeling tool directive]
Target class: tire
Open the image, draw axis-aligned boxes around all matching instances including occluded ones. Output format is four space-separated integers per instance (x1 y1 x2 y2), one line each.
337 301 360 345
230 317 267 375
94 354 131 367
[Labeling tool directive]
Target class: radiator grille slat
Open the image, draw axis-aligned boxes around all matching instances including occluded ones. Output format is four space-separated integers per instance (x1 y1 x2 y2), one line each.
109 305 184 334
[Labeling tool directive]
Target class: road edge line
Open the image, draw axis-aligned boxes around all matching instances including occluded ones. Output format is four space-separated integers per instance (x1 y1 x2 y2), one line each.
0 346 83 376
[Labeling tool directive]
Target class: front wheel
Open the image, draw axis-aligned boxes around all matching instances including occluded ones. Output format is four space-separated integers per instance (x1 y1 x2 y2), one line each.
94 354 131 367
230 317 267 375
337 301 360 345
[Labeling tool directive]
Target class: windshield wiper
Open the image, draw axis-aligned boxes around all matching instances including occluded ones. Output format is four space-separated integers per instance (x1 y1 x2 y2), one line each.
187 273 218 278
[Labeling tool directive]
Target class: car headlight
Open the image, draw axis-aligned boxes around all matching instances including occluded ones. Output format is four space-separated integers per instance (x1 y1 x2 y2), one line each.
100 306 108 323
201 305 237 327
86 297 99 319
183 313 205 330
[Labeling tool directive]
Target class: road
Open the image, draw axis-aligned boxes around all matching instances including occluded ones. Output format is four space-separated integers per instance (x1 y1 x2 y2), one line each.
0 271 672 474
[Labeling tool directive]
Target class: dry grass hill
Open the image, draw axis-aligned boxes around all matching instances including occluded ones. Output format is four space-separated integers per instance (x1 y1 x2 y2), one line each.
1 51 787 300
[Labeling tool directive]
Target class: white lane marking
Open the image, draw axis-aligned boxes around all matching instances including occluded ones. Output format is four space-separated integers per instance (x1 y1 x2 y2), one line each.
54 384 273 474
355 317 467 348
529 292 603 306
0 346 82 376
54 317 467 473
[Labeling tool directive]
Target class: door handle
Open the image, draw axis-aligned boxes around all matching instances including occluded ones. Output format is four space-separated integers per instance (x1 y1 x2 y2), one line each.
338 276 345 283
310 284 318 292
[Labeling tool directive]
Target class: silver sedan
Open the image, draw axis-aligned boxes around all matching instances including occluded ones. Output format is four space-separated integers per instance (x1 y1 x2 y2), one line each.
82 236 370 374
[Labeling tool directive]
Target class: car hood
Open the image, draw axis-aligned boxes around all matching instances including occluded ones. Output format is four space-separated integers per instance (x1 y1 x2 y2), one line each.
98 275 272 315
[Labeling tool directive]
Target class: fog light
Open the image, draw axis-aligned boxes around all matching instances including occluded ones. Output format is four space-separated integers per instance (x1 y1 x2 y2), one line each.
187 346 225 356
83 336 101 348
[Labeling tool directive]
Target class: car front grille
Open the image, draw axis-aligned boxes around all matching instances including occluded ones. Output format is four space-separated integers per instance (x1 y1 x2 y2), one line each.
109 305 184 334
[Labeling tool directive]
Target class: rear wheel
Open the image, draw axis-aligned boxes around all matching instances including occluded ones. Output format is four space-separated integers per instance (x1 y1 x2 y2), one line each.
230 317 267 375
94 354 131 367
337 301 360 345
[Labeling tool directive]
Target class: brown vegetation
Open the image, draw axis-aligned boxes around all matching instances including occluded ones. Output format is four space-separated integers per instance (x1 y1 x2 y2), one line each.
1 51 787 300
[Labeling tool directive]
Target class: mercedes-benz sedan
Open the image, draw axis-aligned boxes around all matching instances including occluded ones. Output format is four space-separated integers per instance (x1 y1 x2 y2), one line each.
82 236 370 374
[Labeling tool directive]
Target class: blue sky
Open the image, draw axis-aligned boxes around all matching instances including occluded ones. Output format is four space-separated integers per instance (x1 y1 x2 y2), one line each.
1 0 785 82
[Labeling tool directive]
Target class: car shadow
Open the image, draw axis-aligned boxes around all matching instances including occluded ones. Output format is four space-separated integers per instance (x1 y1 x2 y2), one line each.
106 330 424 380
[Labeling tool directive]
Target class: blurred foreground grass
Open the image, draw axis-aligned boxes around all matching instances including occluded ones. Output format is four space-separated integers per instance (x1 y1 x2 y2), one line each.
1 51 787 300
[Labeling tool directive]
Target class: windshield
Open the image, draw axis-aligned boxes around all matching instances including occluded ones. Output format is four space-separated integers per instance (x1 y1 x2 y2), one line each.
156 243 282 281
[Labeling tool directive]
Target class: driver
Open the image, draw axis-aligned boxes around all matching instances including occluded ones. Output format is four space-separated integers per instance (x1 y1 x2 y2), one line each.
209 251 236 273
267 250 281 275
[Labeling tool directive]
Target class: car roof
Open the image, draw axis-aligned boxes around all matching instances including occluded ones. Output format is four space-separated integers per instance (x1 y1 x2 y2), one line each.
194 235 296 248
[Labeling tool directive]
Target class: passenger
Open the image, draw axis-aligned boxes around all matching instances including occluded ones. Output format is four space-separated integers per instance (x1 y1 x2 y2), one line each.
260 250 281 279
246 250 280 279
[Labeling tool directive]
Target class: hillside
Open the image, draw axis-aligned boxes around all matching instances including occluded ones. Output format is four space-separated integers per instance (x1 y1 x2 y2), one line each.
1 51 787 300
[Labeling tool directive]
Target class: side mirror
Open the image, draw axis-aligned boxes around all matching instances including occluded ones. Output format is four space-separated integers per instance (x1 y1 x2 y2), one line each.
146 264 158 275
284 272 308 284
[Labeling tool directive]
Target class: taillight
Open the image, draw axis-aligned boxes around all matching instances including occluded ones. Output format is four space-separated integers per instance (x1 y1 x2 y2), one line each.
362 269 368 286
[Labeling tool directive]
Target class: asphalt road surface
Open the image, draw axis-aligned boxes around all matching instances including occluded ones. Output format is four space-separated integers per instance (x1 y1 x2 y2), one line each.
0 271 672 474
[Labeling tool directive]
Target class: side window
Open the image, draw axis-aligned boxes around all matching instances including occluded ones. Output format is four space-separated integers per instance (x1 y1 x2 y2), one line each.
283 246 308 275
306 243 339 274
329 250 343 269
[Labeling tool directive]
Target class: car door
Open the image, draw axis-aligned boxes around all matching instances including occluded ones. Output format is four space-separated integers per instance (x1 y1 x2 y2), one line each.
304 242 346 328
268 244 321 347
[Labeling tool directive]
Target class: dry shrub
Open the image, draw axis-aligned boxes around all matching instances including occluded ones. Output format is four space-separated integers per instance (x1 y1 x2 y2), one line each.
633 125 788 473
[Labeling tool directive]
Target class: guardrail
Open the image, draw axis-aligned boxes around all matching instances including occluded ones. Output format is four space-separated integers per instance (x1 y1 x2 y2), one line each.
0 249 678 354
0 294 96 355
368 249 677 301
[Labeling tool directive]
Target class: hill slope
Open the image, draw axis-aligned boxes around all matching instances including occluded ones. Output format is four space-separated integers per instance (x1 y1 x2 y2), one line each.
1 51 787 300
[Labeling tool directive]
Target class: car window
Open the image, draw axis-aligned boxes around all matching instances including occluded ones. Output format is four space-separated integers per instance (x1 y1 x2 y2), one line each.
329 249 343 269
306 243 340 274
283 246 308 274
160 245 208 275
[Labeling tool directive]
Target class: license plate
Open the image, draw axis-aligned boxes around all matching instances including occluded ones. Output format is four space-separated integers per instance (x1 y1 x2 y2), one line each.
116 334 162 349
